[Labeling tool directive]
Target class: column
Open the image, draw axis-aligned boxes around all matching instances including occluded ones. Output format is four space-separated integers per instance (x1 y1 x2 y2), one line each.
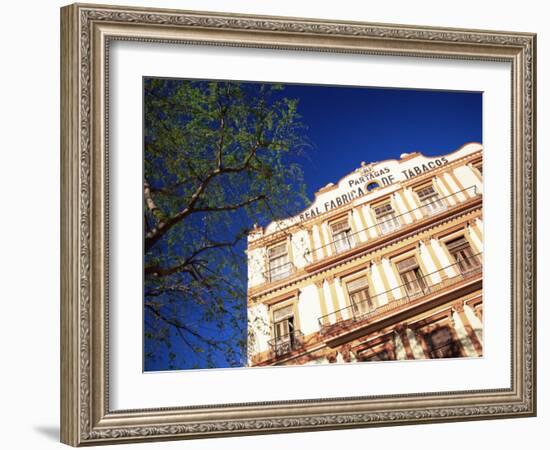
315 280 329 326
407 328 428 359
321 222 333 257
435 175 457 206
451 306 479 358
395 324 414 360
363 205 378 238
327 275 342 322
414 244 433 288
372 258 394 303
424 238 448 281
354 206 369 242
396 191 415 224
348 210 360 246
402 188 423 220
467 219 483 253
442 171 467 201
306 227 316 263
314 223 328 260
454 302 483 356
448 168 472 198
393 331 407 360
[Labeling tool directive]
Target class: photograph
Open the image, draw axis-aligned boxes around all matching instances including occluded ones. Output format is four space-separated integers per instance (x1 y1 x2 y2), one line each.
143 78 484 371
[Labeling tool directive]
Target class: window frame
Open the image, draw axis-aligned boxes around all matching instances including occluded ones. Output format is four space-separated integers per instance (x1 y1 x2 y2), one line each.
394 254 428 297
413 181 447 216
329 217 355 254
269 298 302 356
345 275 375 317
444 235 481 274
372 199 401 235
266 240 292 283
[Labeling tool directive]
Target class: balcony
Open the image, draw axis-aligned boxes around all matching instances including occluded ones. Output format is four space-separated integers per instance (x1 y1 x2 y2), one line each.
306 185 479 265
268 330 305 357
318 252 482 334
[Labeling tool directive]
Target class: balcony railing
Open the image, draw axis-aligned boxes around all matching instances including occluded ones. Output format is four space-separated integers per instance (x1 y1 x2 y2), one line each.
265 261 296 283
305 185 478 263
318 252 482 333
268 330 305 357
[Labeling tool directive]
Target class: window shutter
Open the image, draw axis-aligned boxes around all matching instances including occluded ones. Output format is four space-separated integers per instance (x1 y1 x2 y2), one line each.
416 185 437 201
331 220 350 234
347 276 368 293
445 237 468 252
268 242 287 258
396 256 418 273
273 304 294 322
374 203 393 218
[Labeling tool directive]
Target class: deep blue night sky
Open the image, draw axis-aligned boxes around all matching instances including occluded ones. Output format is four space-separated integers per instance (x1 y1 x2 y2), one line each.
144 80 482 372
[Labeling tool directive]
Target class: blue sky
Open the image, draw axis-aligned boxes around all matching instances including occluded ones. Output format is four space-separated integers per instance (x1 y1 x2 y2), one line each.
144 79 482 371
279 83 482 201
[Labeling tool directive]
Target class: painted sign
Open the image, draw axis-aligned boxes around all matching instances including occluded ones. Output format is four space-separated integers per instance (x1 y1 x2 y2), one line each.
298 156 449 221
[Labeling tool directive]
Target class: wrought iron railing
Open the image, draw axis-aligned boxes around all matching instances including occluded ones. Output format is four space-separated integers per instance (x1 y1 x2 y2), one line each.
268 330 305 357
305 185 478 262
318 252 482 333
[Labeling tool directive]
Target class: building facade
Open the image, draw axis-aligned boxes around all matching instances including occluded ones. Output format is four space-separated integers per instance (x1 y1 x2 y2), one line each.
246 143 483 366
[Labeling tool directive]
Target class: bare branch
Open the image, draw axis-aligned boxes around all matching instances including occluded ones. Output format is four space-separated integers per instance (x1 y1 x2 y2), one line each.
193 194 266 214
145 229 249 278
144 179 161 217
145 304 228 352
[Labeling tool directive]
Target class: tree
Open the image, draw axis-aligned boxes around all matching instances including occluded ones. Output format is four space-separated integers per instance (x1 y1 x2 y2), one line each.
143 78 309 370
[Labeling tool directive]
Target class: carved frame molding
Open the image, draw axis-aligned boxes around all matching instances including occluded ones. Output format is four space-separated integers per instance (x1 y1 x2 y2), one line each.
60 3 536 446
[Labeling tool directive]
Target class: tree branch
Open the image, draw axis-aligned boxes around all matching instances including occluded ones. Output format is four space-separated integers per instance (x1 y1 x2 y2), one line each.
145 229 249 278
144 179 161 218
193 194 266 214
145 303 227 352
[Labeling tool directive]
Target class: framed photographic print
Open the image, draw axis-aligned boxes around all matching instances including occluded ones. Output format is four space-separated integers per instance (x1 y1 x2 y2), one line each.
60 3 536 446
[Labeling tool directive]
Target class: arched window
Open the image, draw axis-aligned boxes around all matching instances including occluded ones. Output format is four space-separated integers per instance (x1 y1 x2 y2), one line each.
366 181 380 191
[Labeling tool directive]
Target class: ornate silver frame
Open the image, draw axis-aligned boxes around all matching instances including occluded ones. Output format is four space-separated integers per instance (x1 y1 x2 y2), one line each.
60 3 536 446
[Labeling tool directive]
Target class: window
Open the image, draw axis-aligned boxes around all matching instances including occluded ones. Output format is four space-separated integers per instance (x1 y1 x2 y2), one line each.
424 326 461 359
415 184 446 216
445 236 480 274
330 219 354 253
271 304 302 356
373 202 400 234
273 305 295 341
346 276 375 317
366 181 380 191
267 242 291 282
396 256 427 297
473 160 483 177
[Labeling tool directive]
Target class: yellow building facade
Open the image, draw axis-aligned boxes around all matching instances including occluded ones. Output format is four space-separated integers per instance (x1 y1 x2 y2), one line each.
246 143 483 366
